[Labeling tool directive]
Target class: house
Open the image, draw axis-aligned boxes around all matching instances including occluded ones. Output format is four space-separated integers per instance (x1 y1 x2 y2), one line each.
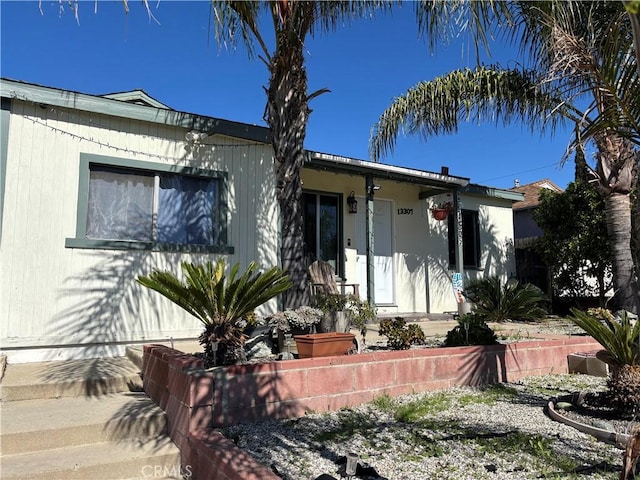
0 78 522 363
511 178 563 293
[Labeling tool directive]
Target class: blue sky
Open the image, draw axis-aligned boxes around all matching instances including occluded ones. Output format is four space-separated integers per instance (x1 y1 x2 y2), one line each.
1 1 578 190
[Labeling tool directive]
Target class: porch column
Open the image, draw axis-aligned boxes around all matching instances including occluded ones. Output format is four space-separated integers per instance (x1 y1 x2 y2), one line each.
453 189 464 275
365 176 376 306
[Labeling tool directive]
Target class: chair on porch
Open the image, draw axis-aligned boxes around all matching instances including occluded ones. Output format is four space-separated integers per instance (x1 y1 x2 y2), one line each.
308 260 359 298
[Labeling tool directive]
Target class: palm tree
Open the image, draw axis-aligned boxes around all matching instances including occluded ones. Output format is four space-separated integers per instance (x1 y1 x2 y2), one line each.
210 0 516 309
370 0 640 314
210 1 398 309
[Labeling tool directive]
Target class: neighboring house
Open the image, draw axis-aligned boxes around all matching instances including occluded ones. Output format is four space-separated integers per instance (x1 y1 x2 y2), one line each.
511 179 563 293
0 78 522 363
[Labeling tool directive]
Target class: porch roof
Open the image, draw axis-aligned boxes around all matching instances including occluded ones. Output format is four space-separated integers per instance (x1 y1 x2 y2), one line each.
306 151 469 195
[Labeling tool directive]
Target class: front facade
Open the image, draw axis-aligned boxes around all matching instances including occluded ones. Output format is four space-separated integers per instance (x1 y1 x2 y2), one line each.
0 79 521 363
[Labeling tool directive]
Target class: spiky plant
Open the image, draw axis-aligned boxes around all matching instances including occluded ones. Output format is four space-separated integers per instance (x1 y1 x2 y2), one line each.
444 313 498 347
137 259 291 366
570 308 640 414
464 277 548 323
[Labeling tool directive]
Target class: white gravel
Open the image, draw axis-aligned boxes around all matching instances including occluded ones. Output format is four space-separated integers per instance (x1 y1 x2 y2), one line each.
222 374 625 480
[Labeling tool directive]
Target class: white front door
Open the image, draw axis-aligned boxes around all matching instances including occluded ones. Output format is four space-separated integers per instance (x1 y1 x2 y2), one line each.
355 199 394 305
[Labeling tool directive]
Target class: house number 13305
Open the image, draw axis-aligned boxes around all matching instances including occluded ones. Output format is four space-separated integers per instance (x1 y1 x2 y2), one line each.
397 208 413 215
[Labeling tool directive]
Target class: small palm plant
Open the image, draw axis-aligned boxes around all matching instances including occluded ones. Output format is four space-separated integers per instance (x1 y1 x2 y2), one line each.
570 308 640 415
137 259 291 366
464 276 548 323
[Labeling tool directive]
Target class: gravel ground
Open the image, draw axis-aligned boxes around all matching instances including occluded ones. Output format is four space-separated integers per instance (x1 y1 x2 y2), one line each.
222 374 629 480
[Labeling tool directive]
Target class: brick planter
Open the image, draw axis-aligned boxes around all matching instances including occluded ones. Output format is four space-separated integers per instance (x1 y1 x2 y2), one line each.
143 335 601 480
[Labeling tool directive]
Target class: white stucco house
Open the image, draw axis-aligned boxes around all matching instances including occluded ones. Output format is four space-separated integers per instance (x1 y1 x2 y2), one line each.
0 78 522 363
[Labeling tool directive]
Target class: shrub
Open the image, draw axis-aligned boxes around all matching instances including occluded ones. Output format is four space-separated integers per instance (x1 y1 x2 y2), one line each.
312 293 376 338
379 317 426 350
265 306 323 332
444 313 498 346
570 308 640 414
312 292 350 312
137 259 291 366
345 296 377 338
464 276 548 322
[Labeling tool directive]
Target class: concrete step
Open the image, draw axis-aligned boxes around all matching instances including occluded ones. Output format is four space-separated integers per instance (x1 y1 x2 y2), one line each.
0 356 142 402
0 392 168 455
0 437 181 480
125 340 202 371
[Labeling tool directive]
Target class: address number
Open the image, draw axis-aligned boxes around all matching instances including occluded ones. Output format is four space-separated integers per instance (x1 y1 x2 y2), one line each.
397 208 414 215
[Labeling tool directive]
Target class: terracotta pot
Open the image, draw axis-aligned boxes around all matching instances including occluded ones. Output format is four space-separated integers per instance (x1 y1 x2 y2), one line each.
294 332 356 358
431 208 449 221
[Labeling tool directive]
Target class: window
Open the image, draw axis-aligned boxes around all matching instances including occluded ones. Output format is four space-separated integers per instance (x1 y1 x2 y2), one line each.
66 154 232 253
303 192 341 274
448 209 480 268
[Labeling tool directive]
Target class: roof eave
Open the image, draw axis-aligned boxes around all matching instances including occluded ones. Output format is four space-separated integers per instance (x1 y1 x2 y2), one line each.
0 78 271 144
461 184 525 202
307 151 469 191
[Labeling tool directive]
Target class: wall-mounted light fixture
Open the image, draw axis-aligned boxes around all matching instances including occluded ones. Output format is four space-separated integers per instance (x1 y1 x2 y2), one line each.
347 191 358 214
185 130 210 143
366 183 381 196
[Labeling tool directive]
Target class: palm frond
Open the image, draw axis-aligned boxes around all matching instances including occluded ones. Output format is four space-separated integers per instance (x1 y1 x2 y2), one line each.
570 308 640 366
369 65 569 161
137 259 292 328
465 276 547 323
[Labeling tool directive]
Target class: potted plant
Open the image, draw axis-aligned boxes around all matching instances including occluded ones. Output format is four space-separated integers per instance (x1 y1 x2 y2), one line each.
312 293 350 333
430 201 453 221
344 295 377 340
266 306 323 354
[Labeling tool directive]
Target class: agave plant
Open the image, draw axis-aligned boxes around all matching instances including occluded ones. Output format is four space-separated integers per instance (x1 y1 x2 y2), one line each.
570 308 640 414
464 277 548 323
137 259 291 366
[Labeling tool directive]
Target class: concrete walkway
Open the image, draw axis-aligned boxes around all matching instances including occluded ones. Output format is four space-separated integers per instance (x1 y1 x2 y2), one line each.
124 315 576 361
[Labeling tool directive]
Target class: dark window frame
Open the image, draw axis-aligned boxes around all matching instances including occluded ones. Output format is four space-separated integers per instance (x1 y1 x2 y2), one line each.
448 209 481 269
302 190 344 277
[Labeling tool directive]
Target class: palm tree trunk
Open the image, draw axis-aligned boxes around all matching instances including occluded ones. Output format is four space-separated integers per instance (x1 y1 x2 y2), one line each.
595 133 639 314
604 192 639 313
266 44 311 309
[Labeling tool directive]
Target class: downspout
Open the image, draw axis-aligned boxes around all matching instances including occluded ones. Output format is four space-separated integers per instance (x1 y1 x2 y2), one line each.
453 189 467 316
365 176 376 306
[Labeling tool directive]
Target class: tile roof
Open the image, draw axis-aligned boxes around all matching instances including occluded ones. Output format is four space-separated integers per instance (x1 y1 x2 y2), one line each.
511 179 563 210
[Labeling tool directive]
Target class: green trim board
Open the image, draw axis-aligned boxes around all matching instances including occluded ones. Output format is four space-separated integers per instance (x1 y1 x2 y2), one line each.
0 97 10 243
1 78 270 144
66 153 233 253
64 238 234 254
461 184 525 202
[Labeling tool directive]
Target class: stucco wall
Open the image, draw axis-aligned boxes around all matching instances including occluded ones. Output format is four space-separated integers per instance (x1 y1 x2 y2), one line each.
0 100 278 362
426 193 517 313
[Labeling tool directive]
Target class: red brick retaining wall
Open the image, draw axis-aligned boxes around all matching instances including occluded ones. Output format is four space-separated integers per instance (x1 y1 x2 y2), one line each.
143 336 601 480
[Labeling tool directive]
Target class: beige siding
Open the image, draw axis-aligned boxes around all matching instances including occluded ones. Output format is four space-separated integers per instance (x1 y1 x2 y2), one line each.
0 101 278 361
